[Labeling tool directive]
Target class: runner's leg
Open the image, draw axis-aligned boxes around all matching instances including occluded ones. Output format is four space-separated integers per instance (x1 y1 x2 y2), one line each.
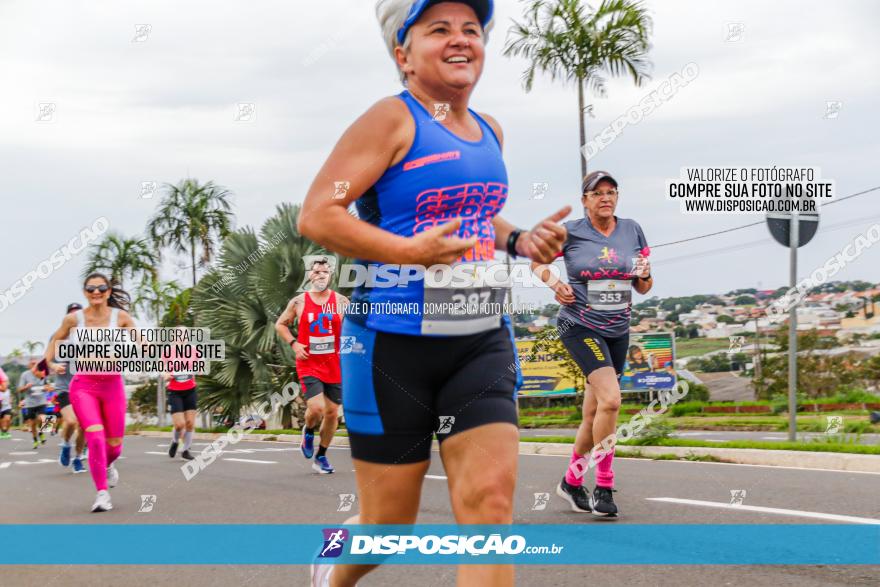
182 409 196 453
330 460 429 586
441 423 518 586
71 378 109 492
318 394 339 451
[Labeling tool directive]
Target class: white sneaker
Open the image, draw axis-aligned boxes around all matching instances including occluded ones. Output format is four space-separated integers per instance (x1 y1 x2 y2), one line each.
91 490 113 512
107 464 119 488
310 563 334 587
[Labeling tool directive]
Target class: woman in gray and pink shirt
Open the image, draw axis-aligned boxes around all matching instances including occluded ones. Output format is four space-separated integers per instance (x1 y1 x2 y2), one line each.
534 170 653 518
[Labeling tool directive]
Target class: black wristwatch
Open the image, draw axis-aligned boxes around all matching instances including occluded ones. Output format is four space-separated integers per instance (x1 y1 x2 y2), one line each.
507 229 524 258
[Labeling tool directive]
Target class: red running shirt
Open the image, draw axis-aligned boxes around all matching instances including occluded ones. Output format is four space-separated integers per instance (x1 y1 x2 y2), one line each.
295 291 342 383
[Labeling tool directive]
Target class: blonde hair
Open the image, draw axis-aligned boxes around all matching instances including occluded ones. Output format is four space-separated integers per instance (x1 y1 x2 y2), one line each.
375 0 493 85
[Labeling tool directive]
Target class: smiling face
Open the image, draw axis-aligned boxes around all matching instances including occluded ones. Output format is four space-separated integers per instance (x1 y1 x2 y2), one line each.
397 2 485 91
582 179 619 222
83 276 111 308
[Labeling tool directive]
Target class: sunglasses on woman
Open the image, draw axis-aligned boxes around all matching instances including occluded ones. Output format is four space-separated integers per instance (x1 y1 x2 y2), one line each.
84 284 109 293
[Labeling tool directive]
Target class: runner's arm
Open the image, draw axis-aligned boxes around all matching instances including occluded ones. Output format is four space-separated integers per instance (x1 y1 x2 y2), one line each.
336 294 350 320
44 313 79 373
634 275 653 295
298 98 477 266
275 296 303 346
299 99 419 263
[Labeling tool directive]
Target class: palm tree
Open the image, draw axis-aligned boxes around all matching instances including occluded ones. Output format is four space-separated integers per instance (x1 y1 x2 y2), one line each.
160 288 194 328
147 178 234 288
191 203 348 427
22 341 44 359
83 232 158 287
505 0 652 179
6 348 25 362
132 278 182 325
132 276 183 426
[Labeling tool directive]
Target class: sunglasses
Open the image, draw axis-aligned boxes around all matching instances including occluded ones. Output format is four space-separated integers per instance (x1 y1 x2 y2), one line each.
84 284 110 293
584 189 619 199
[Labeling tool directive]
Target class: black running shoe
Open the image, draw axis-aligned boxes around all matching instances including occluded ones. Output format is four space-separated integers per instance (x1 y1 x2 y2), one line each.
181 450 194 461
590 486 618 517
556 477 591 513
168 441 179 458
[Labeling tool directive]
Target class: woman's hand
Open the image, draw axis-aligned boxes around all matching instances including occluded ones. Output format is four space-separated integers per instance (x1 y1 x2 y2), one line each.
517 207 570 264
404 219 479 266
553 282 576 305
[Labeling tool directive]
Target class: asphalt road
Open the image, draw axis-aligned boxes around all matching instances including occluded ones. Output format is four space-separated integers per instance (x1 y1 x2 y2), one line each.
2 432 879 586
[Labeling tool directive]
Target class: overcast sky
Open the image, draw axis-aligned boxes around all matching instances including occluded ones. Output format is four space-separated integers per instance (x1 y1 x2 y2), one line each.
1 0 879 353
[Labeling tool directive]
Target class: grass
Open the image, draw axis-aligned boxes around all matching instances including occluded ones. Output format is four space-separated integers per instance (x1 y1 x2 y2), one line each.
675 338 732 358
520 435 880 455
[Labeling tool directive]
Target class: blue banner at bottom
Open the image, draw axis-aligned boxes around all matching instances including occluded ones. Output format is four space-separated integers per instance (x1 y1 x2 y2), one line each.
1 524 877 565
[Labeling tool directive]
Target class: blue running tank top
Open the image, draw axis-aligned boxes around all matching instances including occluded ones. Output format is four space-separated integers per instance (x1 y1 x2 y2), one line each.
348 90 510 336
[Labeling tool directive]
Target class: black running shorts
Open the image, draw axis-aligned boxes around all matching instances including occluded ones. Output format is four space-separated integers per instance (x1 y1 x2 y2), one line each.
56 391 71 409
341 320 521 465
168 388 197 414
301 376 342 405
558 319 629 379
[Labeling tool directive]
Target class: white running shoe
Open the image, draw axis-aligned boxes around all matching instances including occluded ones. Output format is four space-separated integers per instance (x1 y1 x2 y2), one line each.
107 464 119 488
91 490 113 512
310 563 334 586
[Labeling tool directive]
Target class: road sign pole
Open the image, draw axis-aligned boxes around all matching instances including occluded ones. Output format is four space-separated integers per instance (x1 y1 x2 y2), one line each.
788 213 799 442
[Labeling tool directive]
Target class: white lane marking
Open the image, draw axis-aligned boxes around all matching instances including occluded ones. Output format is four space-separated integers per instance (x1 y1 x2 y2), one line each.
10 451 38 455
222 458 277 464
0 462 11 468
14 459 55 465
425 474 447 480
647 497 880 525
145 451 168 455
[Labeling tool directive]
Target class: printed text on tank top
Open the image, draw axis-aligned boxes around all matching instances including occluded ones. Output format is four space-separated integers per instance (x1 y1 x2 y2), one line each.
351 90 510 336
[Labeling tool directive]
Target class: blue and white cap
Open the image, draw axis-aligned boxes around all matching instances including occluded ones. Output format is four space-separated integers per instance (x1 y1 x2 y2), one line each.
397 0 493 44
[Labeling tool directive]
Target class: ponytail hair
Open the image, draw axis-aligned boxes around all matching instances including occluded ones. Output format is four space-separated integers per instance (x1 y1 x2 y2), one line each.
82 272 131 312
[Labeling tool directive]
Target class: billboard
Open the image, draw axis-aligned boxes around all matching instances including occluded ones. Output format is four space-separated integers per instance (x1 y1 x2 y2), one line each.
620 332 677 393
515 339 577 397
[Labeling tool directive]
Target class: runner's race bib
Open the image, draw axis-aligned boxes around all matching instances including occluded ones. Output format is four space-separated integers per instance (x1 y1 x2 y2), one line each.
309 335 335 355
421 261 511 335
587 279 632 311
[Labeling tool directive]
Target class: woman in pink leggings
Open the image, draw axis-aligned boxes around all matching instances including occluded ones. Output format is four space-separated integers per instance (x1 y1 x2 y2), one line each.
45 273 136 512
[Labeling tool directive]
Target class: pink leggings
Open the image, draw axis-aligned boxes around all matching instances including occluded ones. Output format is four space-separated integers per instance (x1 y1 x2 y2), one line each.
70 374 125 491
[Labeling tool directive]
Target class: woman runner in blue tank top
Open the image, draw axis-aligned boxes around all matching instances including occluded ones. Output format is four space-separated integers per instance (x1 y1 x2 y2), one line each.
300 2 569 585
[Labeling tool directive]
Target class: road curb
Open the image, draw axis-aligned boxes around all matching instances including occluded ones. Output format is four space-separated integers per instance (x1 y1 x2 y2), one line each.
519 442 880 473
131 431 879 473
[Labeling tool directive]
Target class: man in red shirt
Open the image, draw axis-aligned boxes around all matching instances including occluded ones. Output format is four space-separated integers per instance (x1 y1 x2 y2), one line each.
275 258 348 474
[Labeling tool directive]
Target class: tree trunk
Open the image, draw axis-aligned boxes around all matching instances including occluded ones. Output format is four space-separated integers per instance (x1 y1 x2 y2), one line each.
190 238 197 289
578 77 587 181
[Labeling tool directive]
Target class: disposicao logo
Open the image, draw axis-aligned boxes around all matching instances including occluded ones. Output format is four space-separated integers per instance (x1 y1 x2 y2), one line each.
319 528 349 558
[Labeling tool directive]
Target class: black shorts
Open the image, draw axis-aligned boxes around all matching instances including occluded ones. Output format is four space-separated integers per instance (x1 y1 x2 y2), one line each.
558 319 629 379
22 406 46 421
0 409 11 418
168 388 197 414
341 320 520 465
301 376 342 405
56 391 71 409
